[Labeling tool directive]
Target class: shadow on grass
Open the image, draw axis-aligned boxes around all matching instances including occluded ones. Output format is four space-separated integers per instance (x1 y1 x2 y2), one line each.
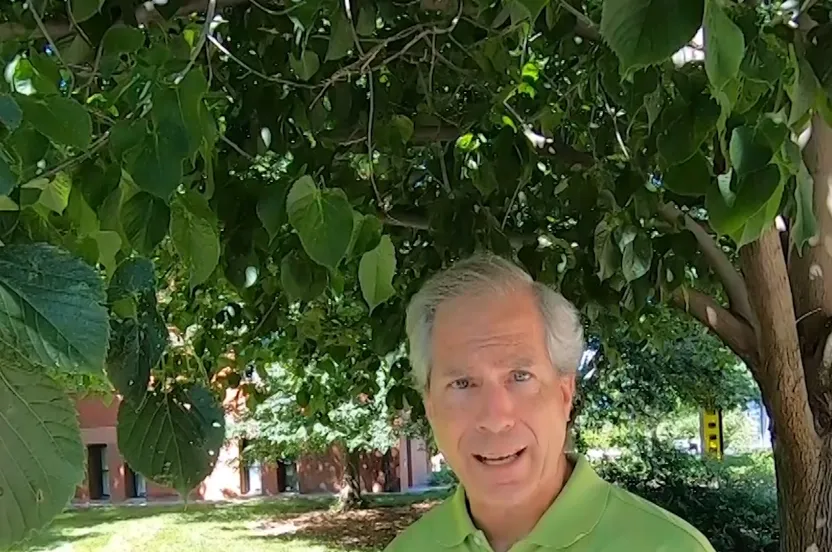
11 492 451 552
241 499 445 551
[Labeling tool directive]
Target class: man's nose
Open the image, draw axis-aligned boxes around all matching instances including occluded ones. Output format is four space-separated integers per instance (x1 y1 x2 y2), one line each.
476 382 516 434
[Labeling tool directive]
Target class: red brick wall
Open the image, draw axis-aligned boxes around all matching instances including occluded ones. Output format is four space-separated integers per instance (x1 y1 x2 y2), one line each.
74 395 404 501
296 445 401 494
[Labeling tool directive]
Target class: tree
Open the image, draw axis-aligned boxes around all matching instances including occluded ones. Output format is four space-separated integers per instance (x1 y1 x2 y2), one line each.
2 0 832 550
234 358 415 509
577 306 759 437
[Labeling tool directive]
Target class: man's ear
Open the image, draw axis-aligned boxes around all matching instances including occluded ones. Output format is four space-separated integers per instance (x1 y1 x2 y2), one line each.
559 373 577 418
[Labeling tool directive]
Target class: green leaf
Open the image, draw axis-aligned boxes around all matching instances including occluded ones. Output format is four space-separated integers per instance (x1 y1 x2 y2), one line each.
657 95 720 165
0 195 19 211
728 179 784 247
0 355 85 548
286 176 355 270
0 243 109 372
170 191 220 287
280 250 327 302
792 160 817 253
147 77 207 164
71 0 105 22
663 153 711 197
391 115 415 143
92 230 122 275
107 314 166 403
622 233 653 282
0 94 22 131
122 191 171 255
729 125 773 176
516 0 549 20
359 235 397 312
326 9 353 61
601 0 704 75
350 214 383 257
594 220 621 281
707 164 782 236
0 154 17 195
17 96 93 150
357 5 376 35
130 129 186 200
102 25 145 56
117 385 225 497
257 183 288 240
704 0 744 115
289 51 321 82
22 173 72 215
788 52 821 129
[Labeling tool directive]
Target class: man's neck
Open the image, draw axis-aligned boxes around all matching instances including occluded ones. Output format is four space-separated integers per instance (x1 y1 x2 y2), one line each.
467 455 574 552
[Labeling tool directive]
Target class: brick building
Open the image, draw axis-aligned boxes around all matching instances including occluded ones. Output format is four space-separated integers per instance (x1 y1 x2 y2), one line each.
73 394 432 503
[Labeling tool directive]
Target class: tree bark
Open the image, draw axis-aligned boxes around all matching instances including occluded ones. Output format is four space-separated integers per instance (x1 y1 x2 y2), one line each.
736 115 832 552
337 448 366 512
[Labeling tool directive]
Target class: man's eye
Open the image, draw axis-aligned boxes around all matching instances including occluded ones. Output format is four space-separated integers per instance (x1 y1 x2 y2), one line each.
450 378 471 390
513 371 532 382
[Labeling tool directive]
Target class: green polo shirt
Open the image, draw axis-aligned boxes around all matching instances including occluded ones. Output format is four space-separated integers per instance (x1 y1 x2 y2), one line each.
385 455 715 552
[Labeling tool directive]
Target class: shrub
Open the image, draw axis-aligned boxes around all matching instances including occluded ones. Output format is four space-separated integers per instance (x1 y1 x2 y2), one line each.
427 464 458 488
595 439 778 552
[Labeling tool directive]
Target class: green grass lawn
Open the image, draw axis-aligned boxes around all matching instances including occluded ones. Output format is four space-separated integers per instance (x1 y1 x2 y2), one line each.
9 492 449 552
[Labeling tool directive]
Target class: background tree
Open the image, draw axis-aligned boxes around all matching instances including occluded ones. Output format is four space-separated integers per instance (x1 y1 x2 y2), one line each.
233 357 417 509
3 0 832 550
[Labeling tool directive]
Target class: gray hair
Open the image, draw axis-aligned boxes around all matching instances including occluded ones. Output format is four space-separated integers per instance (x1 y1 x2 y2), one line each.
405 253 584 391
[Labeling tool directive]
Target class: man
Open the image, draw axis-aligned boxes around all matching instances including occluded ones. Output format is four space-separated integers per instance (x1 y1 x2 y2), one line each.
386 254 715 552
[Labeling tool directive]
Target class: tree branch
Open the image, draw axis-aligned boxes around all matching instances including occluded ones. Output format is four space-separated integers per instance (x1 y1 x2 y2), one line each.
740 226 820 460
324 125 595 167
659 203 758 332
671 287 757 365
556 1 600 41
0 0 250 41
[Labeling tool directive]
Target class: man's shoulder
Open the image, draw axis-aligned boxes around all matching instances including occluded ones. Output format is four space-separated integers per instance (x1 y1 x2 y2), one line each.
602 484 715 551
383 495 454 551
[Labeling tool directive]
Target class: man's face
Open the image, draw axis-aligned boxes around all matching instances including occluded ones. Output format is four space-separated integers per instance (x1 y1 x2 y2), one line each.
425 286 576 508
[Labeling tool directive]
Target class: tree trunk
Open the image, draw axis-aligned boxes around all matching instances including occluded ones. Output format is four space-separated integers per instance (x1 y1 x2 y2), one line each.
738 116 832 552
337 448 366 512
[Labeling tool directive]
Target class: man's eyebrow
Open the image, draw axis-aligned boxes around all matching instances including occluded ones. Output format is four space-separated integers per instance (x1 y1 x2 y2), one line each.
510 358 534 370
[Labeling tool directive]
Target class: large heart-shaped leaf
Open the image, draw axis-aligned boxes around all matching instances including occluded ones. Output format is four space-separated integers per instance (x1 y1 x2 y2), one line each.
289 51 321 82
106 258 167 403
170 191 220 287
704 0 744 113
0 355 85 548
326 9 353 61
601 0 704 75
117 385 225 497
0 244 108 372
0 154 17 195
359 235 397 312
16 96 92 150
707 164 783 237
129 122 188 200
0 94 22 131
286 176 355 270
663 153 711 197
281 250 327 302
122 191 171 255
256 182 289 240
71 0 105 22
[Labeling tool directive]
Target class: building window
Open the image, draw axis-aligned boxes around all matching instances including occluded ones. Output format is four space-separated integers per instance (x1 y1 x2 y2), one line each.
87 445 110 500
125 465 147 499
278 459 298 492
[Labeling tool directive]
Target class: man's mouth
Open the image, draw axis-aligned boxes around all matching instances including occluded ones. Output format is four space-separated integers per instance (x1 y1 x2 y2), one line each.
473 448 527 466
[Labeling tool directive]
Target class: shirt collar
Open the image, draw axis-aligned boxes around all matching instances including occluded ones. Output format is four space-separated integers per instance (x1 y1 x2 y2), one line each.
438 454 610 549
435 484 478 547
